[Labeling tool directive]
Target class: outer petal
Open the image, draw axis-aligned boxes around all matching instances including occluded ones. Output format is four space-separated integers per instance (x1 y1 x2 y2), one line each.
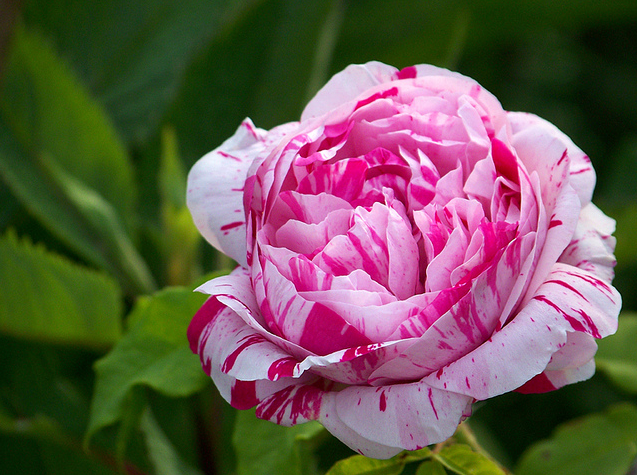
301 62 399 121
200 300 298 382
423 263 620 400
508 111 596 207
187 119 297 266
188 297 313 410
196 268 314 362
560 203 617 283
508 118 584 302
321 381 473 457
255 375 473 459
517 332 598 393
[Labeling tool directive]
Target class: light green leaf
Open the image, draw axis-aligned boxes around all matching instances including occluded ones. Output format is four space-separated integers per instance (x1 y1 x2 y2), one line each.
233 409 326 475
326 448 433 475
159 127 201 286
1 25 136 228
596 313 637 393
159 127 187 210
325 455 406 475
141 407 203 475
516 403 637 475
433 444 506 475
415 460 447 475
86 287 209 444
0 231 121 348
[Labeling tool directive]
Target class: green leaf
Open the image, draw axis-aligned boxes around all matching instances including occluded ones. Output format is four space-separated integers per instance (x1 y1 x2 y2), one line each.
159 127 187 210
86 287 209 445
140 407 203 475
0 120 152 295
326 448 433 475
325 456 406 475
333 0 637 76
596 313 637 393
159 127 201 286
0 25 136 228
248 0 343 128
114 385 148 466
0 336 95 440
0 26 155 295
23 0 258 143
233 409 326 475
516 403 637 475
433 444 506 475
41 155 156 294
168 0 344 165
333 1 471 71
0 231 121 348
0 407 72 447
611 203 637 270
415 460 447 475
39 442 119 475
0 408 118 475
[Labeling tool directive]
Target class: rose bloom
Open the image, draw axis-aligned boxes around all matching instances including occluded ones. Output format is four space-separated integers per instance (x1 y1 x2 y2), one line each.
187 62 620 458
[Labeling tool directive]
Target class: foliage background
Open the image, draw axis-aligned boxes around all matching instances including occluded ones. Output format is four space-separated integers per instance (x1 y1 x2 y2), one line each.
1 0 637 474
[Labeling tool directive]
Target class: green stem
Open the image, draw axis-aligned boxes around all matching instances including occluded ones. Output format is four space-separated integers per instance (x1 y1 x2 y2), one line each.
453 422 512 474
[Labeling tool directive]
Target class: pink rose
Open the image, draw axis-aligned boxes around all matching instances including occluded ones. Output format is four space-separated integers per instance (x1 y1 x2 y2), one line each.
187 62 620 458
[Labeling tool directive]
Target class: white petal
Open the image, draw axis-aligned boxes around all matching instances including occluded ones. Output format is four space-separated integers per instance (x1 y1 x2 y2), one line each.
187 119 297 266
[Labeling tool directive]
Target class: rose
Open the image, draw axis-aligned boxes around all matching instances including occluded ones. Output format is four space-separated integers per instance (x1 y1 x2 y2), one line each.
186 62 620 458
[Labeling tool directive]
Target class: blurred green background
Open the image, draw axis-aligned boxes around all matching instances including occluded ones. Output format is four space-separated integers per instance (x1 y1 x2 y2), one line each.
1 1 637 474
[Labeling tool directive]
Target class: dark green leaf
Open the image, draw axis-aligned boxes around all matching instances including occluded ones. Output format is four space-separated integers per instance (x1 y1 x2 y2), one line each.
41 155 156 294
39 442 119 475
610 203 637 271
596 313 637 393
23 0 258 143
233 409 326 475
333 1 470 71
335 0 637 72
140 407 203 475
0 26 155 295
0 231 121 348
1 25 136 228
248 0 342 128
516 403 637 475
86 287 209 444
0 409 118 475
168 0 342 165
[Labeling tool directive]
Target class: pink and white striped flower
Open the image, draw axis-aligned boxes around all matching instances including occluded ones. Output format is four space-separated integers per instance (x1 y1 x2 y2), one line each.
187 62 620 458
